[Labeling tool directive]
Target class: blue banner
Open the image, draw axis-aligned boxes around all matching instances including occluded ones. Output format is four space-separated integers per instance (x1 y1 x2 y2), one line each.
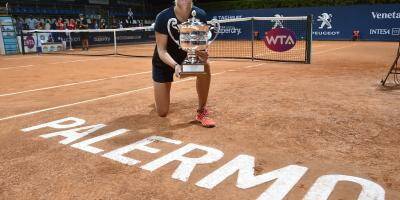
207 4 400 41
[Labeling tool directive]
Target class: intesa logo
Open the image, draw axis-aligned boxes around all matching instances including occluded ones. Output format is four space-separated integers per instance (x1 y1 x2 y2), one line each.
264 28 296 52
24 35 35 49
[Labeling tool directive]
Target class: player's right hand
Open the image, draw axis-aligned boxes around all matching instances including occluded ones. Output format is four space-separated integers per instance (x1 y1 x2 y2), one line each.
174 64 181 78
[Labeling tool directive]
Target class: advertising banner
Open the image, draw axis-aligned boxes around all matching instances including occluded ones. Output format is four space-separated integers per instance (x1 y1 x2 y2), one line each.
208 4 400 41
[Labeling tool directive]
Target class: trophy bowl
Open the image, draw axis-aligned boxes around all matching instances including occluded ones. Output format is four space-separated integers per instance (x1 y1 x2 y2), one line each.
168 10 220 76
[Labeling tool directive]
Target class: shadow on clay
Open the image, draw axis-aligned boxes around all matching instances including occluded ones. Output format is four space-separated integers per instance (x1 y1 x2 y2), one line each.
105 104 198 145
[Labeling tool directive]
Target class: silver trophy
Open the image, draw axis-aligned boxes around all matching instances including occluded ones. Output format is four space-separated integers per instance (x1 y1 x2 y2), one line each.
167 10 220 75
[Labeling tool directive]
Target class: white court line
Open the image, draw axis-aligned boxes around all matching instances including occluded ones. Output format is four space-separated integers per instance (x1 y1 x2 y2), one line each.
0 71 151 97
0 57 107 70
2 55 44 60
314 44 356 55
0 65 34 70
0 63 262 122
2 62 217 97
49 57 106 65
244 63 264 68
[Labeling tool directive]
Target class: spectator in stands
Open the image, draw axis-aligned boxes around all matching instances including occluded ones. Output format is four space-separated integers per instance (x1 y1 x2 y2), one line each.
56 18 66 42
50 19 57 30
92 19 99 29
131 18 138 27
37 22 44 30
100 19 106 29
128 8 133 25
78 14 89 51
67 19 76 30
111 17 118 29
28 16 38 30
56 18 65 30
25 17 31 29
45 19 51 30
16 18 24 33
64 19 69 28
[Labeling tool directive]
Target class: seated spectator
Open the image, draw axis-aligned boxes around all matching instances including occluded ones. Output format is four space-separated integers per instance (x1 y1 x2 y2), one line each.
67 19 76 30
56 18 65 30
25 17 31 29
50 19 57 30
36 22 44 30
28 16 38 30
100 19 106 29
64 19 69 28
92 19 99 29
45 19 51 30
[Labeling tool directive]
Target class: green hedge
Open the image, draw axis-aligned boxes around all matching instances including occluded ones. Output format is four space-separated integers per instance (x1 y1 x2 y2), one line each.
197 0 398 11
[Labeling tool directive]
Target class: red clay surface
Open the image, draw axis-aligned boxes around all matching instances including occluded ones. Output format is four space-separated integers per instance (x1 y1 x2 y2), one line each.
0 41 399 199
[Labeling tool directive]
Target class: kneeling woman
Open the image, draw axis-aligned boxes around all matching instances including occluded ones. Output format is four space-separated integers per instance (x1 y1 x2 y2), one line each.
152 0 215 128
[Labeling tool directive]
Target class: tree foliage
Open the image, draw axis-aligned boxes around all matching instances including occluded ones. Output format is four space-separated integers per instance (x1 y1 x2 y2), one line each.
197 0 398 11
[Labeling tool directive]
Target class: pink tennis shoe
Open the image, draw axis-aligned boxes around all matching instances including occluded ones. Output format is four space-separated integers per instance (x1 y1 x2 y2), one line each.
195 108 216 128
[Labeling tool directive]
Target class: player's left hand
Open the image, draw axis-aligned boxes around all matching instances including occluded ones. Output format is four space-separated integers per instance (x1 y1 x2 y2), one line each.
196 50 209 62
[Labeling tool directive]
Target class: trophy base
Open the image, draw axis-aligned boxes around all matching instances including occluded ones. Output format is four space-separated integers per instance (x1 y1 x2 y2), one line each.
180 64 206 75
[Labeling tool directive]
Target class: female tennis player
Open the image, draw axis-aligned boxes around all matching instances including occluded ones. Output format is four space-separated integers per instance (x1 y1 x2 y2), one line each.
152 0 215 128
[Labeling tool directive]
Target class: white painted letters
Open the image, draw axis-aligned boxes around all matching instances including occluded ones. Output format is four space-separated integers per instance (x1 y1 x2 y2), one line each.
21 117 85 132
19 117 387 199
71 129 129 154
40 124 106 145
303 174 385 200
196 155 308 200
141 143 224 182
102 136 182 166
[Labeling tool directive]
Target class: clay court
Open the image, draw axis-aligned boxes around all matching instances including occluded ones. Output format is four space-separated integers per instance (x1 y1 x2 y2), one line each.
0 41 399 199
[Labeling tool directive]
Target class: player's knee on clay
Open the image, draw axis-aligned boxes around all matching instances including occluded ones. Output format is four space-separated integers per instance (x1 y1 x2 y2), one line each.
156 107 169 117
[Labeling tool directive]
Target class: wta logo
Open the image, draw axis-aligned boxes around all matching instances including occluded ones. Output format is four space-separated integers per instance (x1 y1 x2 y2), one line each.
24 35 35 49
264 28 296 52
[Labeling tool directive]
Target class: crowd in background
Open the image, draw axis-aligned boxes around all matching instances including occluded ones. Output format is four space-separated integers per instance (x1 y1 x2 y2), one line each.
13 15 154 33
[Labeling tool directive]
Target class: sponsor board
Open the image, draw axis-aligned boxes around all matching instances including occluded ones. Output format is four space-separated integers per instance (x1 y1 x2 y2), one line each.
313 13 341 37
370 28 400 36
219 25 242 35
272 14 284 29
24 35 35 49
213 15 243 20
264 28 296 52
208 4 400 41
42 43 63 53
371 11 400 19
22 35 37 53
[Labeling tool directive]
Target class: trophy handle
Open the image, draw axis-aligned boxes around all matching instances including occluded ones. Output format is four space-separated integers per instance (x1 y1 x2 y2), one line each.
167 18 180 47
208 19 220 45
